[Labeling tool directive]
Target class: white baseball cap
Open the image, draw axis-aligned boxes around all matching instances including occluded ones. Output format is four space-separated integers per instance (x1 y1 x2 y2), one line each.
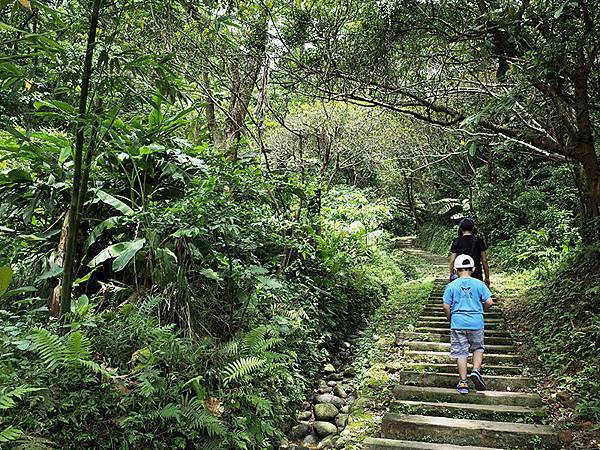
454 254 475 270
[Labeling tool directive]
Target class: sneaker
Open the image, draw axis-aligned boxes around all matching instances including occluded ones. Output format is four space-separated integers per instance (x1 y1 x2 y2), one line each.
470 369 487 391
457 379 469 394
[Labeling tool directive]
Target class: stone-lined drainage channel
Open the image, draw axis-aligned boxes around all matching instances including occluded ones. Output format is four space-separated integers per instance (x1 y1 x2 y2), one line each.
284 332 362 449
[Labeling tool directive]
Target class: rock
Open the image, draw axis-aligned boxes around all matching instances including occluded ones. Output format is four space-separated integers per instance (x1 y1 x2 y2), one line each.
317 380 328 390
315 394 344 408
301 401 311 410
303 434 319 445
349 397 369 412
556 391 571 403
333 385 347 398
289 422 311 440
323 363 336 373
318 387 333 394
314 403 339 421
329 372 344 381
332 358 342 367
313 421 337 437
558 429 574 444
343 368 356 377
297 411 312 421
340 405 350 414
342 341 351 348
327 380 337 387
335 414 348 428
317 435 336 449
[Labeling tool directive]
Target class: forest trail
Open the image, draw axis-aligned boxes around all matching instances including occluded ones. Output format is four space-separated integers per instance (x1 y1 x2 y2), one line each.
364 238 559 449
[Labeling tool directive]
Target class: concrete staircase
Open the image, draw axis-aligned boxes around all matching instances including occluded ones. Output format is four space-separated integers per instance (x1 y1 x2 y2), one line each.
365 276 559 449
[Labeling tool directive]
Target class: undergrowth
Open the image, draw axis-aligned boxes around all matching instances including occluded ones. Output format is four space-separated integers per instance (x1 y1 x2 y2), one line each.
415 223 455 256
333 263 434 449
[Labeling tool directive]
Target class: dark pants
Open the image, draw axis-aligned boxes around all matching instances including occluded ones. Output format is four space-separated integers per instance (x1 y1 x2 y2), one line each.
472 267 483 280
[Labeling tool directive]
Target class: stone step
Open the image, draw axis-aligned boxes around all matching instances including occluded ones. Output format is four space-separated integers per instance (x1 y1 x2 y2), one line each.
419 316 504 324
401 363 523 375
406 341 514 354
415 327 510 337
380 414 558 448
416 321 503 330
394 400 545 421
422 308 502 318
397 332 512 345
393 385 543 407
364 437 501 450
395 371 535 390
405 350 520 365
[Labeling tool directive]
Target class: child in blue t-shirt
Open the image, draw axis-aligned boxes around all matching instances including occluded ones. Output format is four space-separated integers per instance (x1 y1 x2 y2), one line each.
443 254 493 394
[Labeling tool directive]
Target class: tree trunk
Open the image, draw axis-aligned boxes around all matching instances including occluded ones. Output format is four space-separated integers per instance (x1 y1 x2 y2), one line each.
201 71 223 147
574 150 600 243
59 0 102 317
572 63 600 244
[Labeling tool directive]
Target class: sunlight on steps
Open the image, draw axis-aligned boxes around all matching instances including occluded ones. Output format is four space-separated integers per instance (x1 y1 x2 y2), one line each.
365 262 559 450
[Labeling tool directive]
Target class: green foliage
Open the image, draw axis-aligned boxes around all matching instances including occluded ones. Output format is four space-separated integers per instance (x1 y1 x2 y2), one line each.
517 246 600 422
415 223 456 256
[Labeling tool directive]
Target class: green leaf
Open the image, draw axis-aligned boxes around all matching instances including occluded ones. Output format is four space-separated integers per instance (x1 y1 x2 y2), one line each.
0 425 22 443
34 263 63 284
112 238 146 272
59 146 71 164
0 266 12 297
468 141 478 157
96 190 134 215
33 99 76 115
84 216 121 249
199 268 222 281
0 286 36 301
88 238 146 271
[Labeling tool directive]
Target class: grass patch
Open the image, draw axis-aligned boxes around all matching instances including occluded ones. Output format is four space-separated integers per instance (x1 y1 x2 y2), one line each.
335 255 434 449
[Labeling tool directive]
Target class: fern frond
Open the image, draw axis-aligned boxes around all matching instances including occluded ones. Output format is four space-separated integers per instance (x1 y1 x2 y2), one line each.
0 426 22 443
180 398 227 437
151 403 182 422
242 326 267 353
222 357 266 386
241 391 273 414
66 331 92 360
32 329 66 371
0 386 44 410
253 337 283 353
75 359 113 378
219 340 239 356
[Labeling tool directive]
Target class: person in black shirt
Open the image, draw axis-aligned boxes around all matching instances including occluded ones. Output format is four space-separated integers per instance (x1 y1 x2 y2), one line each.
449 218 490 286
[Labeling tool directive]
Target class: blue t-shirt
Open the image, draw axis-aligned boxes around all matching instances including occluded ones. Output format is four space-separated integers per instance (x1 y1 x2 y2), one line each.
443 277 492 330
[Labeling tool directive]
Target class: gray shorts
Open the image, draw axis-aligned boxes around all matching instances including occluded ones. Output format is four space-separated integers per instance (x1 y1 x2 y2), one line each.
450 329 485 358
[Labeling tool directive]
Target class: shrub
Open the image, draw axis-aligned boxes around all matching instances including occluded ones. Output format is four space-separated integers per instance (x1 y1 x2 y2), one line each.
415 222 456 255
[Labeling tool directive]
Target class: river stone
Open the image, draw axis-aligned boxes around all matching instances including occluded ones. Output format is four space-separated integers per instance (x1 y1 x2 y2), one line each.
297 411 312 421
340 405 350 414
315 394 344 408
317 437 335 449
329 372 344 381
318 386 333 394
336 413 348 428
327 380 337 387
333 385 347 398
323 363 336 373
349 397 369 412
314 402 339 420
313 421 337 437
303 434 319 445
289 422 311 440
